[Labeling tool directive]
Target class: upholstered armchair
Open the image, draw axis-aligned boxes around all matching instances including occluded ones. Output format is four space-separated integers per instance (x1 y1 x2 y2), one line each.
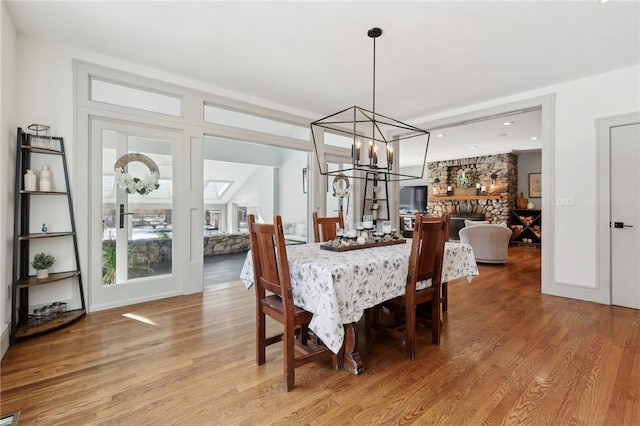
458 224 512 264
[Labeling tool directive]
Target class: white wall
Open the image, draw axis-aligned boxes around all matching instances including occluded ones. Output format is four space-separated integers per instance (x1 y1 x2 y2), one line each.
1 1 17 358
550 67 639 288
226 166 274 231
397 165 428 187
277 149 308 224
516 152 542 209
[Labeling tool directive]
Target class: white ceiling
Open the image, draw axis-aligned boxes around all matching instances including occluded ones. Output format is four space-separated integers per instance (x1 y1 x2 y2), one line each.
6 1 640 162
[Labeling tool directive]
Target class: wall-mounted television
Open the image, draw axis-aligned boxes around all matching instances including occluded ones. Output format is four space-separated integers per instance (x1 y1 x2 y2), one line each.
399 186 428 214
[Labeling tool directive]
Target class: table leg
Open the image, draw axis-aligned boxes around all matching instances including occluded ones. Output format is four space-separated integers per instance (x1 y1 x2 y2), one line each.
442 281 448 313
342 323 364 375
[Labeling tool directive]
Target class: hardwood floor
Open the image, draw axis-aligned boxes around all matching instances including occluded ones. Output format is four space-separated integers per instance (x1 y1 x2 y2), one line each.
2 247 639 424
204 251 248 286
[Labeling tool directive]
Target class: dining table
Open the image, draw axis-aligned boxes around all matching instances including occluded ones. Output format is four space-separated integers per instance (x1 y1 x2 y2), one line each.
239 239 478 374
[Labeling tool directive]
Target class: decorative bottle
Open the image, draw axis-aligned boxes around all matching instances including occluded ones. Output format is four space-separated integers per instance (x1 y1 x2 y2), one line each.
42 223 47 235
24 169 37 191
39 164 52 192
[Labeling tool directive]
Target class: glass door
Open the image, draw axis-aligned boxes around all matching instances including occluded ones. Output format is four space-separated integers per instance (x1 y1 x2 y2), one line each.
326 161 355 223
90 118 184 310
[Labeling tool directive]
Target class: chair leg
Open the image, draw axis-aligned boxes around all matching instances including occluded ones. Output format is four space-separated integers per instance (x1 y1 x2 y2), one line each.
284 323 296 392
393 304 403 326
405 303 416 360
257 310 266 365
442 281 448 313
300 324 309 345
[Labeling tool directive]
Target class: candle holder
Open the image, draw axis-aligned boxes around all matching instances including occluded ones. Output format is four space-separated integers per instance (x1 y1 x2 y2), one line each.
28 123 52 149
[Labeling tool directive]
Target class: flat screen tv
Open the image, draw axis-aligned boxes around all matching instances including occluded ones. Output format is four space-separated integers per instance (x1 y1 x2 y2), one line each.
399 186 428 214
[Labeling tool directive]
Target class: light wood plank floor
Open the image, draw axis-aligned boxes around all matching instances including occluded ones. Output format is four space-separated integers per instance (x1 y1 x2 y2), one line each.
2 247 639 425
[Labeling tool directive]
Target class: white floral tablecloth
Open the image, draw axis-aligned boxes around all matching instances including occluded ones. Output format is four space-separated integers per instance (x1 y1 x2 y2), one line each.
239 241 478 353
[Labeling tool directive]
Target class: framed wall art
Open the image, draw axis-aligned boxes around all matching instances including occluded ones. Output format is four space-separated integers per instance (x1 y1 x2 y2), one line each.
529 173 542 198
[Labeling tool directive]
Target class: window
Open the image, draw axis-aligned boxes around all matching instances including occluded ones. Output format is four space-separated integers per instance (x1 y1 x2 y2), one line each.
103 174 114 197
325 132 353 149
204 180 232 199
207 210 221 229
204 104 309 140
146 178 172 199
91 78 182 116
236 205 261 233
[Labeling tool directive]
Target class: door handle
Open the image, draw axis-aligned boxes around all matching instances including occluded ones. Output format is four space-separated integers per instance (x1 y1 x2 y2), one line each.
119 204 134 229
613 222 633 229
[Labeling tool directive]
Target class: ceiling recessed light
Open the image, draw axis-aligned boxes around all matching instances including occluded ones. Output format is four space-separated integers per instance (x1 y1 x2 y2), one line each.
598 0 612 4
436 134 445 138
503 121 514 126
495 133 507 137
470 145 478 149
531 136 539 140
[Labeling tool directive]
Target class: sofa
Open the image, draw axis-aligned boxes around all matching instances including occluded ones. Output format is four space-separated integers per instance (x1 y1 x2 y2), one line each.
458 222 512 264
283 222 308 243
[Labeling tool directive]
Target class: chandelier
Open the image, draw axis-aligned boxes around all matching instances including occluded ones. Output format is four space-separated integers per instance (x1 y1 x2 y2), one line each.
310 27 430 181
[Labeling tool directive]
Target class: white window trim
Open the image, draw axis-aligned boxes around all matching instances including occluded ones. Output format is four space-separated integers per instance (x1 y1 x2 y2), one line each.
74 60 318 312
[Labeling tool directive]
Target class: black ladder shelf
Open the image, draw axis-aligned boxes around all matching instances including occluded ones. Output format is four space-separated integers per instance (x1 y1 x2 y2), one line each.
362 171 390 223
11 127 86 344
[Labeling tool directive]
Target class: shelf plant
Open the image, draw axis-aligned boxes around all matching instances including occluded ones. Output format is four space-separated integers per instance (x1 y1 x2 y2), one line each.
31 252 55 279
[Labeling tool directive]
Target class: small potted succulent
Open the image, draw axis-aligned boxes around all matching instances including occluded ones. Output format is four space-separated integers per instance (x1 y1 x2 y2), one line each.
31 252 56 279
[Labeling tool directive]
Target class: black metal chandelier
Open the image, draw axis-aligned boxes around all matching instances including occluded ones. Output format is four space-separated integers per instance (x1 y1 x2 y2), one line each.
310 27 430 181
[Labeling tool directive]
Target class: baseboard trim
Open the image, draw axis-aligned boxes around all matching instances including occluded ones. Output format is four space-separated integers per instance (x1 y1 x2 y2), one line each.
1 324 10 359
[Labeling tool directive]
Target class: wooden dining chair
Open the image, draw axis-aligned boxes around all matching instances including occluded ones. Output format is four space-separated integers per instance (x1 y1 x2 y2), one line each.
248 214 341 391
365 213 449 359
312 211 345 242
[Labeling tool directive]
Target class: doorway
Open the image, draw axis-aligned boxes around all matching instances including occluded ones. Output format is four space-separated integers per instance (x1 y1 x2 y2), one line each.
598 112 640 309
413 95 553 297
611 122 639 308
90 118 185 310
202 136 310 287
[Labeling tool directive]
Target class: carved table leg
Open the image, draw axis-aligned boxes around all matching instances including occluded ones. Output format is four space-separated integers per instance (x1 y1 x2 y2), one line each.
342 323 364 375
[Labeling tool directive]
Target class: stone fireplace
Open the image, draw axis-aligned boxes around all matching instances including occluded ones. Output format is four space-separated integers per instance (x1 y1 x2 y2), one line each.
426 153 517 225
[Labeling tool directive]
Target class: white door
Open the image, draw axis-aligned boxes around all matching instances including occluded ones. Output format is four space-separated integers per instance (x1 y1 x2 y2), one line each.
611 122 640 309
90 118 185 311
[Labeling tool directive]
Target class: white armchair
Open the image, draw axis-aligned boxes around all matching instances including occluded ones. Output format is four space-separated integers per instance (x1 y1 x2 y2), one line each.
458 224 512 264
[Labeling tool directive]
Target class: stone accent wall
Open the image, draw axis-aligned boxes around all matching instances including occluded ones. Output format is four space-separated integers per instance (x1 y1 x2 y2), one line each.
427 153 518 224
103 233 250 265
203 233 250 256
103 238 172 263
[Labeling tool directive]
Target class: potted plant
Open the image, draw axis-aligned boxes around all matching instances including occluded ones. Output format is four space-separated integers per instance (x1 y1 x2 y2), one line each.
31 252 55 279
